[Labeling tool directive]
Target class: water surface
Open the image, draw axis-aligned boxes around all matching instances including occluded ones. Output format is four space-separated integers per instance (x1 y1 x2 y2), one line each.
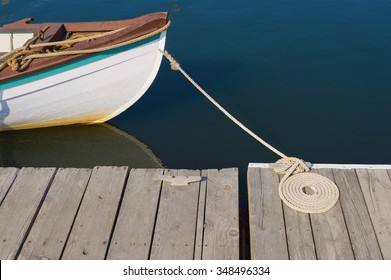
1 0 391 173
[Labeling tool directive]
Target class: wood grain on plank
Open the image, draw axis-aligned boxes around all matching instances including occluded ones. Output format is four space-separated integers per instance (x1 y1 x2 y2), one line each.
248 168 288 260
357 169 391 259
61 166 128 260
107 168 163 260
310 169 354 259
0 168 56 259
0 168 19 204
149 169 201 260
194 169 208 260
202 168 239 260
18 168 92 260
332 169 382 259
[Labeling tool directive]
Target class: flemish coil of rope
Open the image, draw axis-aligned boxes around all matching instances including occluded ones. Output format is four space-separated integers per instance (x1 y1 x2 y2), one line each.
275 157 339 213
160 50 340 213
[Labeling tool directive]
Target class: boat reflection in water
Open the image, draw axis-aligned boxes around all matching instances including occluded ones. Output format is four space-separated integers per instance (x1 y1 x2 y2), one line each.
0 123 163 168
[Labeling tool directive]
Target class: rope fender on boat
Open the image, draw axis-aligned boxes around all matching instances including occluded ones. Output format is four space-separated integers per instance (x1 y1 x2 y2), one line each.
160 50 339 214
0 20 171 72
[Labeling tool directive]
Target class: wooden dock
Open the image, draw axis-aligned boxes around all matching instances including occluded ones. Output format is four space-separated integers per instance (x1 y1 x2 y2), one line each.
2 163 391 260
248 163 391 260
0 167 239 260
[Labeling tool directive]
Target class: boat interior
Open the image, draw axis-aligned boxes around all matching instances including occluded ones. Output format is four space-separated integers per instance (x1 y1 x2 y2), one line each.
0 31 35 53
0 12 168 83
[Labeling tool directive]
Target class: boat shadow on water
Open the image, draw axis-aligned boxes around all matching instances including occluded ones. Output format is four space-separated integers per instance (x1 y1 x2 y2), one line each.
0 123 163 168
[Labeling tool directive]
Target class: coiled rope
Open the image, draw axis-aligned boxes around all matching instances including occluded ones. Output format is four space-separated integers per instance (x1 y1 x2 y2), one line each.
160 50 339 213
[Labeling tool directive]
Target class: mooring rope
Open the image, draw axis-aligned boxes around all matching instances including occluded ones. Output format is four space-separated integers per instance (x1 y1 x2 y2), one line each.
160 49 339 213
160 50 288 159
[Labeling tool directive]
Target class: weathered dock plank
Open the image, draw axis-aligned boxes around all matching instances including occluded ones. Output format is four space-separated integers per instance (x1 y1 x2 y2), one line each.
0 168 56 259
149 169 201 260
310 169 354 260
357 169 391 259
106 168 164 260
0 167 19 204
18 168 92 260
0 167 239 260
248 164 391 260
278 172 316 260
201 168 239 260
332 169 382 259
248 167 288 260
194 169 208 260
283 205 316 260
61 166 128 260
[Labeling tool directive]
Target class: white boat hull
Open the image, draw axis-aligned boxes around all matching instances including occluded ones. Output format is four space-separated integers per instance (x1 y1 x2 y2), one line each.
0 31 166 131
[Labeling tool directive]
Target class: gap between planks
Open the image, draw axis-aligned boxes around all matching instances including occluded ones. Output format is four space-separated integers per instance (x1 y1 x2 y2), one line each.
248 166 391 260
0 167 239 260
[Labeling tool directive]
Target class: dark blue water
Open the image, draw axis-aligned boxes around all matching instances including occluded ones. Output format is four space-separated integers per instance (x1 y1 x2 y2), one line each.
1 0 391 173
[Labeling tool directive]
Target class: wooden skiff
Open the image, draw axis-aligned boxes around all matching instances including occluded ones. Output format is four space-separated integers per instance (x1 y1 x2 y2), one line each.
0 12 169 131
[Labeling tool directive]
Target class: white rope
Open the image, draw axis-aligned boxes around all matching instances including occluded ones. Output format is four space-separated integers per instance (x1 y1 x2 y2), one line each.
160 50 288 159
277 159 339 213
160 49 340 213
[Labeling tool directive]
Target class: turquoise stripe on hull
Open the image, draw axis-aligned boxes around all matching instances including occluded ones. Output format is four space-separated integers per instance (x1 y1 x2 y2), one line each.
0 33 160 90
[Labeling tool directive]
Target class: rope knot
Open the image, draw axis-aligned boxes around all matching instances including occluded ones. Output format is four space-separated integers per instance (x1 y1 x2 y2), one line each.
170 61 180 71
273 157 310 175
159 50 180 71
275 157 340 213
